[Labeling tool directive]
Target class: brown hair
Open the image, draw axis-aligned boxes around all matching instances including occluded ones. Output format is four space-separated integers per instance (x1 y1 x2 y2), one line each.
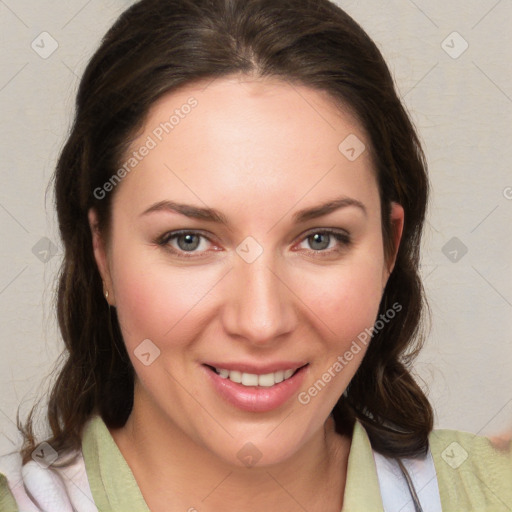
18 0 432 464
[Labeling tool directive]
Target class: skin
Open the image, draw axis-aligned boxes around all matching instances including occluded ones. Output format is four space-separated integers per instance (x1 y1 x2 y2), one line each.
89 75 404 512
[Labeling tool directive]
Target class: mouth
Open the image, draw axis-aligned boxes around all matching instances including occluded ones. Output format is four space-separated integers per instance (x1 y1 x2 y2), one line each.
204 364 306 387
202 362 309 412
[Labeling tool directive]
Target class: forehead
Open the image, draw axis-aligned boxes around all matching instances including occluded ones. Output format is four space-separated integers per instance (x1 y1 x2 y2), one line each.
113 75 379 221
144 75 364 161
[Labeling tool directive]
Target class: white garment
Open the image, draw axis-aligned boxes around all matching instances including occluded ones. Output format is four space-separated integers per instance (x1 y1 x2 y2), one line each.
1 445 441 511
0 450 97 512
374 449 442 512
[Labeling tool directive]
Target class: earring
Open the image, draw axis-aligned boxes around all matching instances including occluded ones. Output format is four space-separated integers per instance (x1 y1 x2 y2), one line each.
102 280 109 301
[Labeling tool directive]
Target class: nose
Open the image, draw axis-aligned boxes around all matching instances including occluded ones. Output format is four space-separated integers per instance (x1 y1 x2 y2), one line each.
221 252 297 346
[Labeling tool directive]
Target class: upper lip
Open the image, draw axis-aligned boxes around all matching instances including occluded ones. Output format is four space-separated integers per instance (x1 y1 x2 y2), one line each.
203 361 309 375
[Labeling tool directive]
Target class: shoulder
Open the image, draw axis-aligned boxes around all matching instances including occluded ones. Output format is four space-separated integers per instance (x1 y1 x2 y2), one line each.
428 427 512 510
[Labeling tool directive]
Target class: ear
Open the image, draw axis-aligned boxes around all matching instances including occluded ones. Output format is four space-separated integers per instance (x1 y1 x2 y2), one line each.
88 208 115 306
382 202 404 284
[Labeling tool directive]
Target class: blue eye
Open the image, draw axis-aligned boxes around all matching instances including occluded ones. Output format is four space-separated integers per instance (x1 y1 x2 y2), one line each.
155 228 351 259
299 229 351 255
173 233 201 251
157 231 213 257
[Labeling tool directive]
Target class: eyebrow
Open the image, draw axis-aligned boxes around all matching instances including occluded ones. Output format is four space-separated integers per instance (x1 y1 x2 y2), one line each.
140 196 367 225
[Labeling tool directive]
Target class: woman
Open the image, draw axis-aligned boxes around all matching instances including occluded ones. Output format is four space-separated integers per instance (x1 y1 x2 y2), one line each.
1 0 511 510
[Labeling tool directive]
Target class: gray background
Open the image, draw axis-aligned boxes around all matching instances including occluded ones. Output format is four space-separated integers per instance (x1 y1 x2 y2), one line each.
0 0 511 455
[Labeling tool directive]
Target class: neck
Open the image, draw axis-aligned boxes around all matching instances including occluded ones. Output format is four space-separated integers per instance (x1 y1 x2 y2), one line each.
109 385 351 512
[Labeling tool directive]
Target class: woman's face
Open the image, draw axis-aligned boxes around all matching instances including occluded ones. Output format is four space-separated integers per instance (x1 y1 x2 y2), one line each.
90 75 403 467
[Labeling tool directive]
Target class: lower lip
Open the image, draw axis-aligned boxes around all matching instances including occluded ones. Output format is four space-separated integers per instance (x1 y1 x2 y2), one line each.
203 364 308 413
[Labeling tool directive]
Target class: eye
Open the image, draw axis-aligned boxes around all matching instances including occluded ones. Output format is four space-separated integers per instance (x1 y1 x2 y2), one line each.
155 228 351 259
297 229 351 256
156 230 215 258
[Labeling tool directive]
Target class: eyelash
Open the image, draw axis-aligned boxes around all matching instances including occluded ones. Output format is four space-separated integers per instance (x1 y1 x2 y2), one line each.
155 229 352 259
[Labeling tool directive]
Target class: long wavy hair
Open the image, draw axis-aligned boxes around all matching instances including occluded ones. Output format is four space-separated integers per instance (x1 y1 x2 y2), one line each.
18 0 432 464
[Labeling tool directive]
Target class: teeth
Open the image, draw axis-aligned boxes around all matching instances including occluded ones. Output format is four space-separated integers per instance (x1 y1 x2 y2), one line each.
229 370 242 383
242 373 259 386
284 369 294 379
214 367 299 387
273 370 284 384
218 368 229 379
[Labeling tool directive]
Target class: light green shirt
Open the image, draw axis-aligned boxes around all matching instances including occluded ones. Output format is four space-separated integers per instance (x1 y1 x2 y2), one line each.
1 414 511 511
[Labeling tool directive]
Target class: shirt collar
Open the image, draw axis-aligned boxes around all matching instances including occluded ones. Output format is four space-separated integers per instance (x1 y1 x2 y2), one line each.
82 414 150 511
82 414 383 511
342 420 384 511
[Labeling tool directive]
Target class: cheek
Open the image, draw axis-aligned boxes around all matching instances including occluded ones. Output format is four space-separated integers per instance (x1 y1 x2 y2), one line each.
111 261 215 402
309 273 382 385
297 257 386 345
110 247 222 353
292 267 385 425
